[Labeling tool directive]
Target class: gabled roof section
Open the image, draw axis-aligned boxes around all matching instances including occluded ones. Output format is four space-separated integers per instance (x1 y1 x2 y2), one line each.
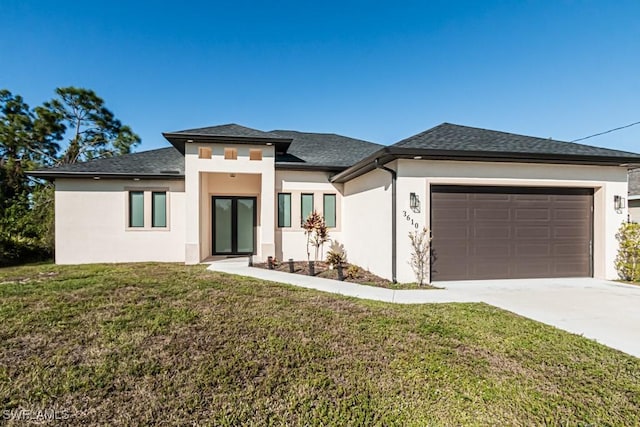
269 130 383 170
393 123 640 158
629 168 640 197
163 123 292 154
332 123 640 183
29 147 185 180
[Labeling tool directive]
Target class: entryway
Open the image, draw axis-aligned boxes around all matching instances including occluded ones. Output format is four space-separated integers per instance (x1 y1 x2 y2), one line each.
212 196 256 255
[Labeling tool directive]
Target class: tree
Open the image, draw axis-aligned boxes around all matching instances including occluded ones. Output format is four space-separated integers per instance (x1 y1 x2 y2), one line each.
43 87 140 164
0 86 140 265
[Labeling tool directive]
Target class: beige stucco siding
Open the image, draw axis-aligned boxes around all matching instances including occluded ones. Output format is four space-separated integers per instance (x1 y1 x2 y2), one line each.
630 199 640 223
184 143 275 263
342 166 393 280
275 170 344 262
54 178 186 264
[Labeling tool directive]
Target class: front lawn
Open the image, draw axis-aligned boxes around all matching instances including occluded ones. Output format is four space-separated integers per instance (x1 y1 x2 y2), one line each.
1 263 639 425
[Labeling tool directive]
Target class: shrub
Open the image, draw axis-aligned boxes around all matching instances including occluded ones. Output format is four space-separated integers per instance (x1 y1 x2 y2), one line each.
409 227 432 286
615 222 640 282
346 264 360 280
326 240 347 267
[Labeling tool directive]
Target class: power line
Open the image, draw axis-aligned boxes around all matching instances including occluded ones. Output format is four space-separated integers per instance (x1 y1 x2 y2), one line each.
571 120 640 143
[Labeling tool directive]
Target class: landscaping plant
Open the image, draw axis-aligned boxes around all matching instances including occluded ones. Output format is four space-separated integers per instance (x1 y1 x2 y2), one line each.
302 211 329 274
326 240 347 267
615 222 640 282
409 227 432 286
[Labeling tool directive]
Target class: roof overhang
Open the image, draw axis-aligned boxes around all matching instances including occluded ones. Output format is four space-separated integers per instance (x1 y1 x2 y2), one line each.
162 132 292 154
28 171 185 181
330 147 640 183
275 163 346 173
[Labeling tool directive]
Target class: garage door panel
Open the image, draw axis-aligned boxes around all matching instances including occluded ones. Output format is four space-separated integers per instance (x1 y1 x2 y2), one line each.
475 226 511 239
474 243 511 257
515 243 551 257
431 186 593 281
515 226 550 239
515 208 550 221
555 208 590 220
474 208 510 221
553 243 589 256
432 207 469 221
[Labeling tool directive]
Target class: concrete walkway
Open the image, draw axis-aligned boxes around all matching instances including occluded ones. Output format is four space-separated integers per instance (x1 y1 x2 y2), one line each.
207 258 640 358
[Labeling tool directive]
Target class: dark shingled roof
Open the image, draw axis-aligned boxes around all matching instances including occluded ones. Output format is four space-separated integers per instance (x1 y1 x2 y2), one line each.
393 123 640 158
30 147 184 179
630 169 640 196
169 123 282 140
269 130 383 169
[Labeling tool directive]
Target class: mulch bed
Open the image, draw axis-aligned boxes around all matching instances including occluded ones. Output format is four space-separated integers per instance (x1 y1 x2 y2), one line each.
253 260 432 289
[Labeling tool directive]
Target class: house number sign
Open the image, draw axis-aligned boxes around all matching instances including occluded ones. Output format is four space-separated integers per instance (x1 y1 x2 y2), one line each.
402 210 420 229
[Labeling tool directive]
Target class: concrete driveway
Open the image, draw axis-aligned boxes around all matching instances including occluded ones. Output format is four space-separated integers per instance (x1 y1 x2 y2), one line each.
437 278 640 358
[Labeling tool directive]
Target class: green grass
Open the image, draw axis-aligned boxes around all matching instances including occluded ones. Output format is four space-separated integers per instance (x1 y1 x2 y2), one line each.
1 263 639 425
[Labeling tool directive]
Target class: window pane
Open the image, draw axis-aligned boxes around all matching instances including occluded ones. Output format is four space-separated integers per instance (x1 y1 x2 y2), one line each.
214 199 232 253
301 194 313 225
278 193 291 227
324 194 336 228
152 192 167 227
129 192 144 227
237 198 255 253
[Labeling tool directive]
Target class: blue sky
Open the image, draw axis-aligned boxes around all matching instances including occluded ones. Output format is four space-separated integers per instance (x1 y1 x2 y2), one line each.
1 1 639 153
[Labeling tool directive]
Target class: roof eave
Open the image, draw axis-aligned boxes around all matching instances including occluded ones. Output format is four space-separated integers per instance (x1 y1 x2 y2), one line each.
28 171 185 181
162 132 292 154
330 147 640 183
275 163 346 173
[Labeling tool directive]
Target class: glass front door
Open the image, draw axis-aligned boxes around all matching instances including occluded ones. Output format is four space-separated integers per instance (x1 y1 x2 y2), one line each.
212 196 256 255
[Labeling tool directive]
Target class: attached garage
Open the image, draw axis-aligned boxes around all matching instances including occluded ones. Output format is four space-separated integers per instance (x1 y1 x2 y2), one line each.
431 185 593 281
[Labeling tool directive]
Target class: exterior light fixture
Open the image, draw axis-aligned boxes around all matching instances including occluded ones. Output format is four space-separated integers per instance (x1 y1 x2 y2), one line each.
614 195 626 210
410 192 420 213
413 156 422 160
266 142 273 146
230 173 236 178
186 139 194 143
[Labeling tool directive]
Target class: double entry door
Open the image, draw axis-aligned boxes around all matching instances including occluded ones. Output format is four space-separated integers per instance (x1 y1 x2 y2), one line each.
212 196 256 255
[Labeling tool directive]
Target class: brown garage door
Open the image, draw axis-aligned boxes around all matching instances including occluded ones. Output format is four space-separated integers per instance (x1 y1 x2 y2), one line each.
431 186 593 281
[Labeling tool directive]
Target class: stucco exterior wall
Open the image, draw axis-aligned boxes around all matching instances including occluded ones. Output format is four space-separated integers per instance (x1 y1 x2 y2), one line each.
54 178 186 264
184 143 275 263
342 166 393 280
395 160 628 282
629 199 640 223
274 170 344 262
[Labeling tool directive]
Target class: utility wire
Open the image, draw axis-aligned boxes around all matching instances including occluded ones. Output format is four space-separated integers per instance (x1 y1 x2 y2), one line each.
571 120 640 143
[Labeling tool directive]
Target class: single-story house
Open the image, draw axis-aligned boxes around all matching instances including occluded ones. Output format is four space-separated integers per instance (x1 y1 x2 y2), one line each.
629 168 640 222
31 123 640 282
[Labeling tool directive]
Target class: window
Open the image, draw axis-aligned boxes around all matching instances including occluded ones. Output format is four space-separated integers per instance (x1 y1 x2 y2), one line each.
152 192 167 227
129 191 144 227
198 147 212 159
249 149 262 160
323 194 336 228
301 193 314 225
224 148 237 160
278 193 291 227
